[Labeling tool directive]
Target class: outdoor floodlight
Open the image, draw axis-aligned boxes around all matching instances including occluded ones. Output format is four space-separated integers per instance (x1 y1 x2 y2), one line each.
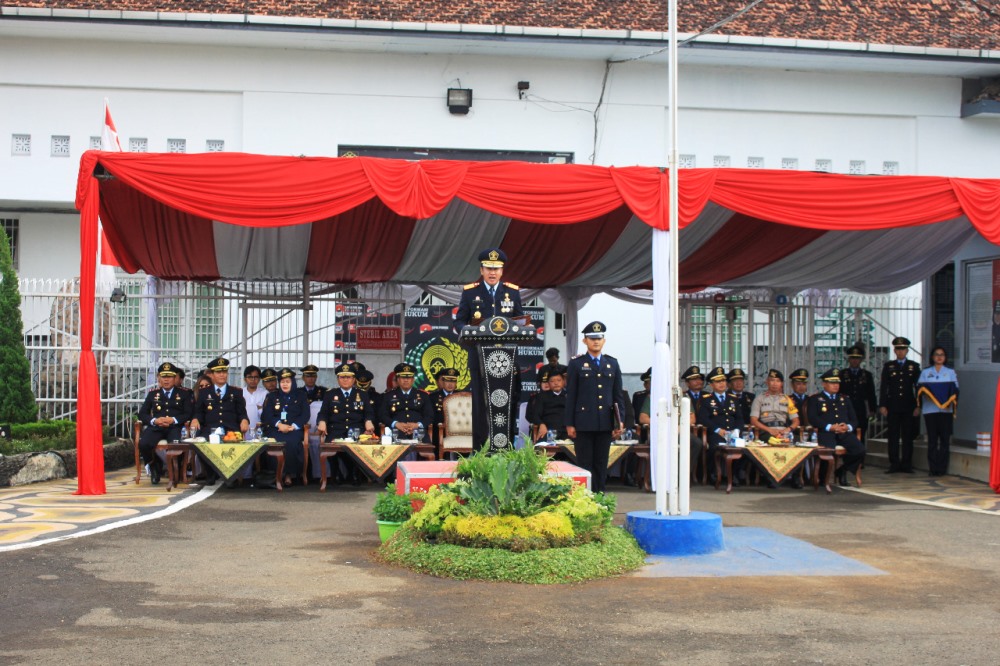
110 287 127 303
447 88 473 114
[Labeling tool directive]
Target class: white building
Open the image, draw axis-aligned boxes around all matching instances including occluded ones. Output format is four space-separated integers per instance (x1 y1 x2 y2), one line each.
1 2 999 439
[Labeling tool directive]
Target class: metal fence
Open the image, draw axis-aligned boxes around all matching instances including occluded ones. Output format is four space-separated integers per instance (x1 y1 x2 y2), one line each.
19 277 405 437
680 291 923 439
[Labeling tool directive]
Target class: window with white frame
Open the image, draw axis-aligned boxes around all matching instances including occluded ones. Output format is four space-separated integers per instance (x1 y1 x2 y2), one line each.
0 219 18 269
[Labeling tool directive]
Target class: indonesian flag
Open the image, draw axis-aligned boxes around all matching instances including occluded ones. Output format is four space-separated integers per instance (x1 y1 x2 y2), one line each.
98 99 121 267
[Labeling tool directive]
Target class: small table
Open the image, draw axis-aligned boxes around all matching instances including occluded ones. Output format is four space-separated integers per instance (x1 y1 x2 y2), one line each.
714 446 836 494
317 441 435 491
155 442 192 491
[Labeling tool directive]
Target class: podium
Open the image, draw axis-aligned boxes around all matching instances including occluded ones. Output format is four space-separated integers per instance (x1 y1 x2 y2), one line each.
458 315 536 452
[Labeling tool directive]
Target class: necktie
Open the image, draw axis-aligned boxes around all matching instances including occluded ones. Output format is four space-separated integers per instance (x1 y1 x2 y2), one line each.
489 286 496 298
216 387 222 398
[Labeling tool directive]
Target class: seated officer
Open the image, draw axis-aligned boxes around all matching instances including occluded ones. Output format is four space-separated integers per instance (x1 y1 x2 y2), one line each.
379 363 433 442
789 368 811 429
261 368 310 487
317 363 375 441
428 367 459 448
727 368 755 424
808 369 862 487
697 366 746 485
534 364 568 442
355 369 381 423
189 356 250 484
261 368 278 393
750 369 803 488
632 367 651 426
527 368 551 433
137 362 194 485
300 364 327 405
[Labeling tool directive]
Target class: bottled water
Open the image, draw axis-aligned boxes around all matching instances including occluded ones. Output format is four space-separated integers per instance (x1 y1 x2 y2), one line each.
255 425 263 441
414 424 424 442
546 429 556 445
810 429 818 444
180 425 188 441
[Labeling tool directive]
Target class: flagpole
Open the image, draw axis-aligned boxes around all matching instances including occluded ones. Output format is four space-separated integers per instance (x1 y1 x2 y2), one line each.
667 0 683 515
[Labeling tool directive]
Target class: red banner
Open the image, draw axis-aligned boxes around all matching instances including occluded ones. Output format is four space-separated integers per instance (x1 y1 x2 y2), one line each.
357 326 401 350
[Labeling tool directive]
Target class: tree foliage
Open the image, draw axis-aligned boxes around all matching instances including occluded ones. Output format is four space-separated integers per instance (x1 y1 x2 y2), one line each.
0 226 37 424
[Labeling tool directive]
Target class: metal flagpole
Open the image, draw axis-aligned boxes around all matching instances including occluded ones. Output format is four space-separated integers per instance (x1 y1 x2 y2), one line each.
668 0 684 516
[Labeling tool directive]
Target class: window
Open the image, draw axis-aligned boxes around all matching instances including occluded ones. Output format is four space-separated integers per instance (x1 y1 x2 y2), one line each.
883 161 900 175
12 134 30 156
206 139 225 152
167 138 186 153
712 155 730 168
679 154 696 168
51 135 71 157
129 137 148 153
0 219 18 269
747 156 765 169
781 158 798 170
849 160 866 175
815 159 832 173
90 136 103 150
930 264 955 361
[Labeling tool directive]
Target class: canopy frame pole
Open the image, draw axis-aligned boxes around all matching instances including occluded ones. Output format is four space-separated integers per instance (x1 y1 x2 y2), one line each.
302 275 311 367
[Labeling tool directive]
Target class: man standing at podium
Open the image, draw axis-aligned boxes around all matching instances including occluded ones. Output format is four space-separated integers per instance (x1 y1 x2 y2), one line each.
455 248 523 450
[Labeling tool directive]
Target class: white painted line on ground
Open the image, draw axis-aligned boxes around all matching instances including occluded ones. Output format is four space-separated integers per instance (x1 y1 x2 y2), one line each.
0 484 219 553
843 486 1000 516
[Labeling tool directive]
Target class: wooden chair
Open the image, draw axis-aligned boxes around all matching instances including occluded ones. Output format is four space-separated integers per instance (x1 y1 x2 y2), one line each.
132 419 147 484
438 392 473 459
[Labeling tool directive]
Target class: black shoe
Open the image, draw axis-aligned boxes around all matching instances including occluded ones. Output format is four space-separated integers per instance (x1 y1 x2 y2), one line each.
883 467 899 474
837 471 849 487
150 464 161 485
767 480 778 489
792 479 804 490
204 473 217 486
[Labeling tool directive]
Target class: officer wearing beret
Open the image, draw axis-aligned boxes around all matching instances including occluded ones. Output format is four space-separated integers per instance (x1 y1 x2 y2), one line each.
840 343 877 445
454 248 524 449
565 322 626 493
808 369 862 486
428 367 459 448
137 362 194 485
190 357 250 485
379 363 433 442
879 336 921 473
726 368 755 424
789 369 812 428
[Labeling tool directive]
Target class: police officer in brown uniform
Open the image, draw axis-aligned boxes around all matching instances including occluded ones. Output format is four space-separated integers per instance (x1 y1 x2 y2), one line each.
840 344 877 444
808 369 862 486
879 336 921 473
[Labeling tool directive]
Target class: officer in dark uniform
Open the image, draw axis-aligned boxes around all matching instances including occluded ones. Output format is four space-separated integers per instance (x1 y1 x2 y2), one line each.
697 366 746 484
879 336 921 473
632 367 651 425
300 364 327 405
808 369 862 486
261 367 278 393
190 357 250 484
355 369 381 428
789 368 812 429
261 368 310 485
428 367 459 448
454 248 524 449
137 362 194 485
564 322 626 493
533 364 568 442
380 363 433 442
316 363 375 440
840 344 877 444
527 368 551 435
727 368 755 424
454 248 523 326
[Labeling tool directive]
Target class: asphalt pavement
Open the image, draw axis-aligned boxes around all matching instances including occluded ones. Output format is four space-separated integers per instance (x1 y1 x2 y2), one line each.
2 479 1000 665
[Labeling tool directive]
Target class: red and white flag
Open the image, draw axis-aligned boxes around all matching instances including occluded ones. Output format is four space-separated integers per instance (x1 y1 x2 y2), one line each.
98 98 121 267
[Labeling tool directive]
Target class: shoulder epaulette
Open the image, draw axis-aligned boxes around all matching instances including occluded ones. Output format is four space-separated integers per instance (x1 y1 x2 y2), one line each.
503 281 519 289
464 282 479 290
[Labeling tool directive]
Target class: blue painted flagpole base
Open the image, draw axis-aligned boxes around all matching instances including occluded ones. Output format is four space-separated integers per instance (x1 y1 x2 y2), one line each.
626 510 725 556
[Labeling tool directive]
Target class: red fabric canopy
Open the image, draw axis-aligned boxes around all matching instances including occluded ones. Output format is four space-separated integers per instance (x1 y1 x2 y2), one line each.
72 151 1000 493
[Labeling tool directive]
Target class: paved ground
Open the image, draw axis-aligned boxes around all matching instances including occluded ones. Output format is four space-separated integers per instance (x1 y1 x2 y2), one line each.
2 475 1000 664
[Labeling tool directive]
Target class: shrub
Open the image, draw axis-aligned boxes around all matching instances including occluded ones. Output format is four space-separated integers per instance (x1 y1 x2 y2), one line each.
449 447 571 517
372 483 415 523
407 485 462 537
438 512 576 551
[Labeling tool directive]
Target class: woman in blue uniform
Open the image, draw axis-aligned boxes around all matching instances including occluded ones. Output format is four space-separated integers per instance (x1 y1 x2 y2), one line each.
917 346 959 477
262 367 309 486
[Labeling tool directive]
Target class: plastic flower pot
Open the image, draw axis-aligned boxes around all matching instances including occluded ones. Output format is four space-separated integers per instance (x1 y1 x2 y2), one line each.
377 519 404 543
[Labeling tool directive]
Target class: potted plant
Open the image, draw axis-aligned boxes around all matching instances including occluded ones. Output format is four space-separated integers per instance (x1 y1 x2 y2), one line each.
372 483 413 542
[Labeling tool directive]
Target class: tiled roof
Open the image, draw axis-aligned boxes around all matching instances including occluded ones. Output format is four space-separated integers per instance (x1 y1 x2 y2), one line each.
3 1 999 51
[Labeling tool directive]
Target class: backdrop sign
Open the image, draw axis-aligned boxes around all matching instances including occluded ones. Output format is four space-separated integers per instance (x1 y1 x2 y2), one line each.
356 326 402 350
402 304 545 397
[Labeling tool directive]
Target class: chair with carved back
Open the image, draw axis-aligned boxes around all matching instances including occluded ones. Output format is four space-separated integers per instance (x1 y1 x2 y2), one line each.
439 392 473 459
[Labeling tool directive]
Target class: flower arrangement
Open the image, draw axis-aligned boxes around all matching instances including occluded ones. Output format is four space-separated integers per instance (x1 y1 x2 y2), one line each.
403 447 615 552
372 483 416 523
